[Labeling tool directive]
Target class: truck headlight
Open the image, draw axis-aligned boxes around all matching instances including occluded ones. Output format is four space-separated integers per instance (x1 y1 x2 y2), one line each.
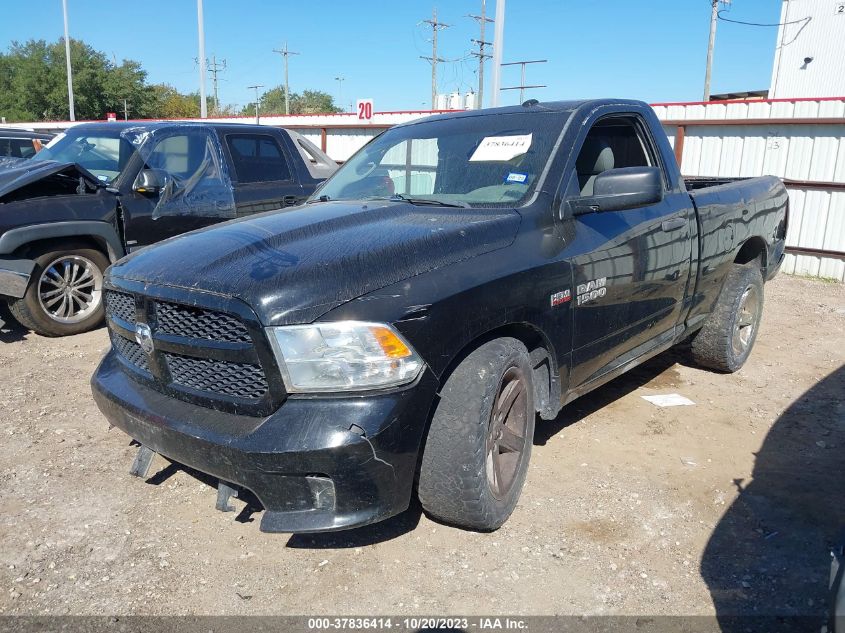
267 321 424 393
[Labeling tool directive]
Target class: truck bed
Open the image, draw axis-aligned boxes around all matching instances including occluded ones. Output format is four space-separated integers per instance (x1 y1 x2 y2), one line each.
683 176 755 191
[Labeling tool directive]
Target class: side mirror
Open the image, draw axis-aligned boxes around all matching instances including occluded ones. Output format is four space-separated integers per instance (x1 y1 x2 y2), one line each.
133 168 169 195
570 166 664 214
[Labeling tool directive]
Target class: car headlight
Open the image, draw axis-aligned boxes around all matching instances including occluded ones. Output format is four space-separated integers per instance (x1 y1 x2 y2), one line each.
267 321 424 393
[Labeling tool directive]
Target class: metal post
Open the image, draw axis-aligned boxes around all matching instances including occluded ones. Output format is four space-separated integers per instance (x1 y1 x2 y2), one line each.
62 0 75 121
431 9 438 110
490 0 505 106
208 55 226 115
197 0 207 118
273 42 300 115
479 0 486 107
420 9 449 110
247 84 264 124
335 76 345 112
284 42 290 115
519 62 526 103
703 0 718 102
500 59 547 104
469 0 493 109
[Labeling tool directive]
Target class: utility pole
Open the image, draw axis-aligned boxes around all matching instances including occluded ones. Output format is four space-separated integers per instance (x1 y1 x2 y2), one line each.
197 0 207 118
247 84 264 124
207 55 227 115
420 8 449 110
61 0 75 121
272 42 300 115
501 59 547 103
490 0 505 106
122 98 129 121
334 76 345 112
468 0 493 109
703 0 722 101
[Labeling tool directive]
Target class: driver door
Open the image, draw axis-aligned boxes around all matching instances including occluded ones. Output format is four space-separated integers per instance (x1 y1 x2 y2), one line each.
120 129 234 250
565 115 694 388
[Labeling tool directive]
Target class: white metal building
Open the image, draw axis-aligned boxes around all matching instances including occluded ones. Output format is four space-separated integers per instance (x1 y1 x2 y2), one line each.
770 0 845 98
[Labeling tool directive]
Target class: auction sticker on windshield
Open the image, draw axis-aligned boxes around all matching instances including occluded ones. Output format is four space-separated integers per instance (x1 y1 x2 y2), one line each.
469 133 533 162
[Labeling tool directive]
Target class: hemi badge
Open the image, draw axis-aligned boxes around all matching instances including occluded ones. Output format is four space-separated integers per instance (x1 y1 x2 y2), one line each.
550 290 571 307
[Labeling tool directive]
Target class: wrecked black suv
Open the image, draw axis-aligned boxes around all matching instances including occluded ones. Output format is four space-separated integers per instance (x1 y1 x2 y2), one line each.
92 99 788 533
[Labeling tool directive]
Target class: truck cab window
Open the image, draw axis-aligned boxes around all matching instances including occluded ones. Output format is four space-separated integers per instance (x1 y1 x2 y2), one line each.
575 118 654 196
227 134 292 183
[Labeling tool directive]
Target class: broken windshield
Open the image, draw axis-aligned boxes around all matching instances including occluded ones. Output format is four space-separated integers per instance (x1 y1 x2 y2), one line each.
36 129 136 183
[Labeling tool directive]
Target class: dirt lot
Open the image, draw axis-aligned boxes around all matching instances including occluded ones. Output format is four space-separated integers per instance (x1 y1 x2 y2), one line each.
0 274 843 618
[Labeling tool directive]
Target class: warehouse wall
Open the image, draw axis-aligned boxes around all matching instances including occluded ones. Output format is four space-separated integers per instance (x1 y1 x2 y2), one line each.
655 97 845 281
769 0 845 99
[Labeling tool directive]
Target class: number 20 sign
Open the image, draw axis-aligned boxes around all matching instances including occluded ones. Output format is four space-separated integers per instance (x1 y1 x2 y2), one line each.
356 99 374 121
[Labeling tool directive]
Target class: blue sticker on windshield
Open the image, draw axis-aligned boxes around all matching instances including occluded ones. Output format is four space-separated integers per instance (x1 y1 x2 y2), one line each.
505 172 528 184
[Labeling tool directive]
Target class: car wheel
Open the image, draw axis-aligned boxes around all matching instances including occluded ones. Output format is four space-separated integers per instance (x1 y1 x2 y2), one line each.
418 337 535 531
690 263 765 373
8 245 108 337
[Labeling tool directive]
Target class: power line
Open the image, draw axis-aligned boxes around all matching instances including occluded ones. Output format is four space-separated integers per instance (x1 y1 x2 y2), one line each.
500 59 547 104
716 6 811 27
468 0 493 109
419 8 449 110
272 42 300 115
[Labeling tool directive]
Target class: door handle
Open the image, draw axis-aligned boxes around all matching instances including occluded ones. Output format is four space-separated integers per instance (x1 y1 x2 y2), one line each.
283 196 298 206
661 218 687 232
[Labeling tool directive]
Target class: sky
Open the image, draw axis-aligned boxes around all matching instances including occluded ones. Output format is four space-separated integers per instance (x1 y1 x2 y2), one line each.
0 0 784 113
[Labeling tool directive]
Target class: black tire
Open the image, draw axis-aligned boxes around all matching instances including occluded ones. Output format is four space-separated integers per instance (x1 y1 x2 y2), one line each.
418 337 536 531
8 244 108 337
690 263 764 373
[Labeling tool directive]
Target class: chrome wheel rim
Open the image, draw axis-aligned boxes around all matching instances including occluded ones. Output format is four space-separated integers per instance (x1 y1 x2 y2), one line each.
486 366 529 500
37 255 103 324
732 285 760 357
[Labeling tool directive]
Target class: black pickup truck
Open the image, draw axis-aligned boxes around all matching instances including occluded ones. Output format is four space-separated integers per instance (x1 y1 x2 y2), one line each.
0 121 336 336
92 99 789 534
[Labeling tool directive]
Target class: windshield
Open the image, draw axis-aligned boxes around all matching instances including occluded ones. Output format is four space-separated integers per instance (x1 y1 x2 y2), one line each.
36 129 136 183
314 111 568 208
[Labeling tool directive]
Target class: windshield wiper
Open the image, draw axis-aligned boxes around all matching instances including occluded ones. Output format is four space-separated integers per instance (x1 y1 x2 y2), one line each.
383 193 470 208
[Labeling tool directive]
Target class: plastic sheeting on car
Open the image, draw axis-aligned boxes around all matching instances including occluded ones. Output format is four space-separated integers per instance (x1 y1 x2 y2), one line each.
120 125 236 221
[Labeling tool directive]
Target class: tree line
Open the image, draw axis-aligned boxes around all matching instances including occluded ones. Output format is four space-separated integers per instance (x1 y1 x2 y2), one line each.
0 38 340 123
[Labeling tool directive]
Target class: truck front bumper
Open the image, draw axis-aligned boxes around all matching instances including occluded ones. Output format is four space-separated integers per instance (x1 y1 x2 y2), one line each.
91 351 438 533
0 257 35 298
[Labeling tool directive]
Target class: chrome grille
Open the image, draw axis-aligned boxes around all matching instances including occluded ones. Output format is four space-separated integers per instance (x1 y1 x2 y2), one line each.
155 301 251 343
165 353 268 399
104 290 136 324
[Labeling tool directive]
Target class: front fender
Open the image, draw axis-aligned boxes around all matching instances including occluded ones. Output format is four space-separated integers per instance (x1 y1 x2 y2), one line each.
0 220 125 261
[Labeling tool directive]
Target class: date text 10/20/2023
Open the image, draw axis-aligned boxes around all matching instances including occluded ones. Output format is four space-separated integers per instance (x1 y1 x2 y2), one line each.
307 617 528 630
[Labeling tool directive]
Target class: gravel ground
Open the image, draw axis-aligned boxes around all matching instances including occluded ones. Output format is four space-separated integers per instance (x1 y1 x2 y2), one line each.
0 274 842 617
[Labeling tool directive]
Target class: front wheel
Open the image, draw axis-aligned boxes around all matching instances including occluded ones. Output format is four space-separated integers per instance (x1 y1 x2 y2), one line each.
418 337 535 531
8 245 108 337
690 263 765 372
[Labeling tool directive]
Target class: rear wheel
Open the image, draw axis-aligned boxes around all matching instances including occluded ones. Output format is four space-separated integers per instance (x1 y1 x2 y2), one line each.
690 263 764 372
8 245 108 337
418 337 535 531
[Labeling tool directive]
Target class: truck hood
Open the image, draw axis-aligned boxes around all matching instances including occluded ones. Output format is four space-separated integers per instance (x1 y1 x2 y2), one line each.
0 159 102 200
110 200 521 325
